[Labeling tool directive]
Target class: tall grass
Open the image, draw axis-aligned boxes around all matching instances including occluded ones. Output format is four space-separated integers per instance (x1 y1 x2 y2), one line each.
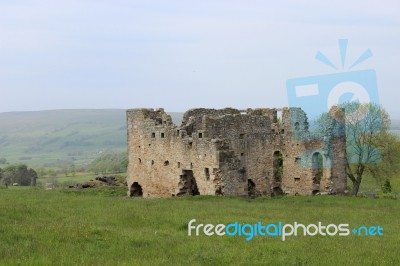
0 187 399 265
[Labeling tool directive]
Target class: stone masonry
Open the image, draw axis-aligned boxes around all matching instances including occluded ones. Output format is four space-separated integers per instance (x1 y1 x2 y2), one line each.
126 107 347 198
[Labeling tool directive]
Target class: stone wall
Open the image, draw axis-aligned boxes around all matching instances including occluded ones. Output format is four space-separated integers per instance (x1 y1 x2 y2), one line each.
126 107 347 198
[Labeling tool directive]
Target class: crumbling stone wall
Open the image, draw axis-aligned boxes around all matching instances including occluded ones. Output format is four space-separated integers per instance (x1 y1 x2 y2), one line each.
127 107 347 198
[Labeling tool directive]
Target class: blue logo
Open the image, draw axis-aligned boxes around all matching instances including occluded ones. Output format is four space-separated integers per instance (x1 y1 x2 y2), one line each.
287 39 380 122
286 39 382 166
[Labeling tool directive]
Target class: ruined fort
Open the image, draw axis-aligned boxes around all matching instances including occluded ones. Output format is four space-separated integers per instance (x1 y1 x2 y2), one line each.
126 107 347 198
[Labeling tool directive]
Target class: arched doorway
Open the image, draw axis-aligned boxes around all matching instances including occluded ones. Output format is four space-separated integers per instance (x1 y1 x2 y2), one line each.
130 182 143 197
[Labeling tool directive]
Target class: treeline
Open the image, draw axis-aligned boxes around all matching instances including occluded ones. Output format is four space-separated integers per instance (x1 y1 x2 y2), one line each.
0 151 129 182
0 164 37 187
88 152 128 174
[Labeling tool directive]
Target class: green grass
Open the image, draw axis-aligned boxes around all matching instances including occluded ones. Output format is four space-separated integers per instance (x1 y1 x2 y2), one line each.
357 172 400 195
391 175 400 192
0 188 399 265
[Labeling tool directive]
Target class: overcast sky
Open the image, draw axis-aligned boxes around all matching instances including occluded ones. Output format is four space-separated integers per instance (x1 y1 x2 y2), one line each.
0 0 399 118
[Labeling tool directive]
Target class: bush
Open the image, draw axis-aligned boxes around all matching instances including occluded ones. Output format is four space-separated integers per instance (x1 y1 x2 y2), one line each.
382 180 392 193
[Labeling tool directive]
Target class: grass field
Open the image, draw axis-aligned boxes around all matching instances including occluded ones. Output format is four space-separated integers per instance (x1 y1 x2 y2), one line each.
0 187 399 265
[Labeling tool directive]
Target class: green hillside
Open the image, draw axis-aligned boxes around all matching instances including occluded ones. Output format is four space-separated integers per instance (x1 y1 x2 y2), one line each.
0 109 183 168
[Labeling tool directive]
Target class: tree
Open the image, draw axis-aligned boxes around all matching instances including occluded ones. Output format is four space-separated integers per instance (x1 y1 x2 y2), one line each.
62 166 69 177
2 165 17 187
28 168 38 187
1 164 38 187
0 168 3 186
70 164 76 177
316 102 399 195
367 131 400 187
89 152 128 174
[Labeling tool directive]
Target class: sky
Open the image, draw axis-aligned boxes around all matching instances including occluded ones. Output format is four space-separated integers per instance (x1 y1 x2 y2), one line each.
0 0 399 118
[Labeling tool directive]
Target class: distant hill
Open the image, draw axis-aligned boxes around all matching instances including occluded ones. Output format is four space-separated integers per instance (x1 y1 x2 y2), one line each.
0 109 398 168
0 109 183 168
390 119 400 136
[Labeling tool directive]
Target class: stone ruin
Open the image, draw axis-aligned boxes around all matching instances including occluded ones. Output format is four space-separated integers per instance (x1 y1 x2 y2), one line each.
126 107 347 198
